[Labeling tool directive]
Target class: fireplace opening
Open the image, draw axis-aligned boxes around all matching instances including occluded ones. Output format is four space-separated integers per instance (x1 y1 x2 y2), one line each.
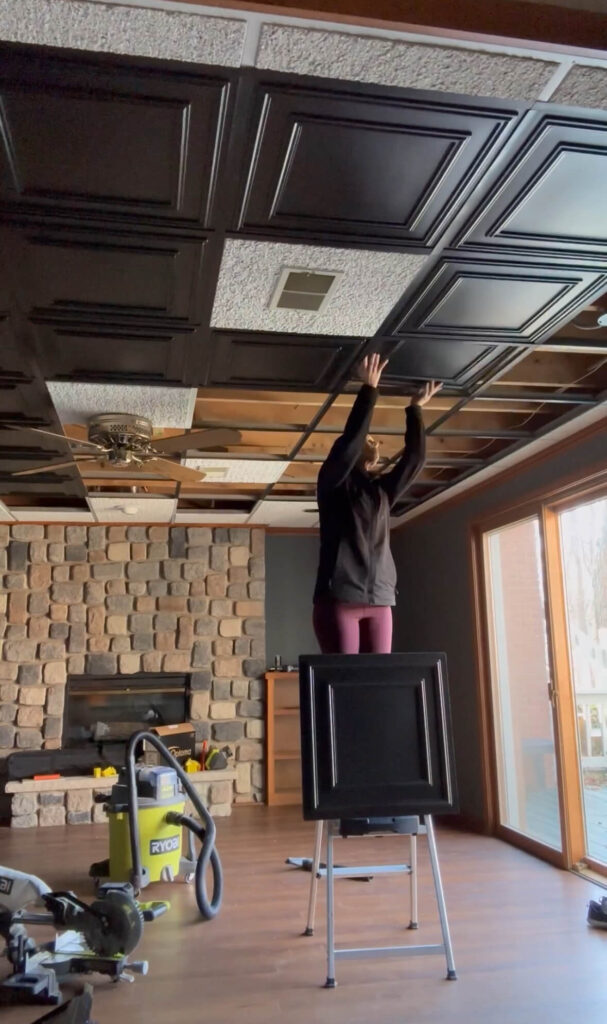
64 673 189 750
58 671 191 773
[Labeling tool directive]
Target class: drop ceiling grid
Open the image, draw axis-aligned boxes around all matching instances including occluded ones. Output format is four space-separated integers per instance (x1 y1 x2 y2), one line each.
1 39 607 524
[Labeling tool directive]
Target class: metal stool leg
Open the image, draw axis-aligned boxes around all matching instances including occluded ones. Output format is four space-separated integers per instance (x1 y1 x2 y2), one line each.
324 820 337 988
408 832 418 929
304 819 324 936
425 815 457 980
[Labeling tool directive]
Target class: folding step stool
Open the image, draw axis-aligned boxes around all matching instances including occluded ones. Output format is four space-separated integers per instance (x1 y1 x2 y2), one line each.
303 815 456 988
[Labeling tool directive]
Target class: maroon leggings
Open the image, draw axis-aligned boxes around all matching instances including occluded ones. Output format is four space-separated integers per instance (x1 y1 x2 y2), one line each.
313 601 393 654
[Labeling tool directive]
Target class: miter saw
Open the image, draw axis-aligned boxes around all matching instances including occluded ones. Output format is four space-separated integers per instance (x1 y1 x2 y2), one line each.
0 866 167 1007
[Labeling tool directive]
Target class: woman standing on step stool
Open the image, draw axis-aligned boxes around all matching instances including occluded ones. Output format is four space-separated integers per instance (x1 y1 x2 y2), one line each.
313 353 440 654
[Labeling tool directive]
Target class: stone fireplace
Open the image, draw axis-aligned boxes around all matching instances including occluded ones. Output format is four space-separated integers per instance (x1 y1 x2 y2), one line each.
0 523 266 825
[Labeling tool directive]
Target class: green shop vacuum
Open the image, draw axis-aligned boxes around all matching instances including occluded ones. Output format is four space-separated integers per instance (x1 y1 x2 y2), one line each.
90 731 223 920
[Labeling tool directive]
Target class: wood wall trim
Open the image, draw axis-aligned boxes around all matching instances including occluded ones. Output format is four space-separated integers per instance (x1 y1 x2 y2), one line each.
541 505 586 868
161 0 607 53
495 823 567 869
471 466 607 535
394 417 607 531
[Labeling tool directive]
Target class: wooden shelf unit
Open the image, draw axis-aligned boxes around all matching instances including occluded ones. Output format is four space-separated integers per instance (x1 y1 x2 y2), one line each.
265 671 301 806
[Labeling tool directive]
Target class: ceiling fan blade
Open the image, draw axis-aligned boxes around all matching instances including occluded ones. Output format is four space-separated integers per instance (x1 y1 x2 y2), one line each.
151 428 242 454
6 424 108 451
145 458 207 484
11 456 98 477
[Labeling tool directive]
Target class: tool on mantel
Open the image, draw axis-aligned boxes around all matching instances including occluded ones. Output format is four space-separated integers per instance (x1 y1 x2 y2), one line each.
8 413 241 484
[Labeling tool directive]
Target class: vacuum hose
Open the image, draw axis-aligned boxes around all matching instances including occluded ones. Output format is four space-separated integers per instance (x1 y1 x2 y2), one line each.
125 731 223 920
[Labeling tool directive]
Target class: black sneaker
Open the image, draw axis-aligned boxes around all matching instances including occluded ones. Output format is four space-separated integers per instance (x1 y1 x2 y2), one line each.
587 896 607 929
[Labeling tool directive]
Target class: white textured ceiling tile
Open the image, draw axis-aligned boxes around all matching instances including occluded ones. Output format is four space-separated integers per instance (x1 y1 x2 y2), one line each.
184 459 286 484
46 383 197 430
0 0 246 66
88 497 176 522
248 500 318 527
0 500 15 521
11 508 94 522
174 510 250 524
256 25 558 100
211 240 427 336
550 65 607 111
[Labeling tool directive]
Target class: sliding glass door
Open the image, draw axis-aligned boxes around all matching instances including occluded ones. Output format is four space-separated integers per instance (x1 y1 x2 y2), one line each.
483 517 562 854
477 482 607 872
559 495 607 869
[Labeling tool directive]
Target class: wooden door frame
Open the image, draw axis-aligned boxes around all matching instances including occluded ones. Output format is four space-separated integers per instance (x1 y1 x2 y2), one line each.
471 471 607 871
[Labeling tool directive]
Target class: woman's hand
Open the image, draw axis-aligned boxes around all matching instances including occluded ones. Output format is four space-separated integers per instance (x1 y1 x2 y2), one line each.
410 380 442 407
358 353 388 389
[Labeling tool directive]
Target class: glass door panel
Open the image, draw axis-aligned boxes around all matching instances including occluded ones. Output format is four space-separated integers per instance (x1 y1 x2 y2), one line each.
484 517 562 850
559 496 607 867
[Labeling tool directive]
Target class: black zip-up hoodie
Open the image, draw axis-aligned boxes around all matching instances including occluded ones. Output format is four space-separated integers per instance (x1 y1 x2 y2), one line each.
314 384 425 606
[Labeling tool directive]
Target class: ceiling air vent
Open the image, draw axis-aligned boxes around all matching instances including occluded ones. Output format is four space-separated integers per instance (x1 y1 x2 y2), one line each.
269 267 342 313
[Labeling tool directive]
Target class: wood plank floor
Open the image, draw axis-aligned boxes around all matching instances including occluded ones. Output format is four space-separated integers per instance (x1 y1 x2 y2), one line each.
1 806 607 1024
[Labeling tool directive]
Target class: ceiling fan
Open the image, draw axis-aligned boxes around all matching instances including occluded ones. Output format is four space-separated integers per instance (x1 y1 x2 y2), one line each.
10 413 242 484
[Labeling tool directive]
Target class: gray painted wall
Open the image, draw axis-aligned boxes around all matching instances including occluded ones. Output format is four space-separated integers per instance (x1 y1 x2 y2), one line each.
265 533 320 668
391 425 607 822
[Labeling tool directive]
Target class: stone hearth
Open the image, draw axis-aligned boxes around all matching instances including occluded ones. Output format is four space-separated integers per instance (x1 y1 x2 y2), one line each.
6 769 237 827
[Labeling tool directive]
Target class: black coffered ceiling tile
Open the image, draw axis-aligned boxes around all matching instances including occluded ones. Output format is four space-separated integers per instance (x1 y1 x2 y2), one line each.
31 322 200 387
382 338 506 388
458 112 607 258
206 330 363 391
390 258 607 343
0 313 34 386
0 372 48 430
0 48 234 227
23 228 206 325
233 76 521 249
0 308 86 498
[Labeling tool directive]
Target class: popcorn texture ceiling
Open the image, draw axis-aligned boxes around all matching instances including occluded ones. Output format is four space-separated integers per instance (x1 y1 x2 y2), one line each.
211 241 429 337
46 384 197 431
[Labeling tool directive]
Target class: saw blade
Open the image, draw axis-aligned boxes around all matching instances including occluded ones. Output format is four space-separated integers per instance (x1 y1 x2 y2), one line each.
82 891 143 958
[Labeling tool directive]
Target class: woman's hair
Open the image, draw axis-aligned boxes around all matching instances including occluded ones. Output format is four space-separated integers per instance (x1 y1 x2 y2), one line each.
360 435 380 469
